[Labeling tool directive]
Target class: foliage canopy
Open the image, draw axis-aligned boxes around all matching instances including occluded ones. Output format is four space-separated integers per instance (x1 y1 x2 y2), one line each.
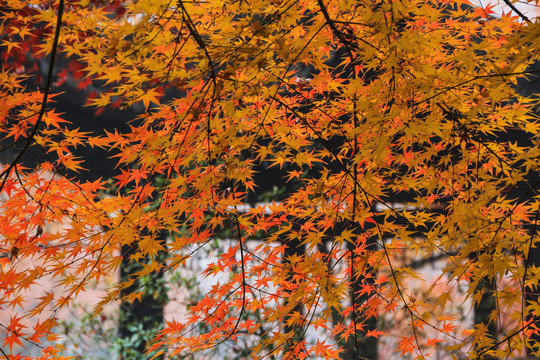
1 0 540 358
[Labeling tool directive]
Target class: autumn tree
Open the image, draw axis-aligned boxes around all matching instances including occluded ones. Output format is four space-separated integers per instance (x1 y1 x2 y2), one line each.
1 0 540 359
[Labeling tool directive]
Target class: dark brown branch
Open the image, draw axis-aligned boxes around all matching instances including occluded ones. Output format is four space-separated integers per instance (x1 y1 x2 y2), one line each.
501 0 531 23
0 0 65 192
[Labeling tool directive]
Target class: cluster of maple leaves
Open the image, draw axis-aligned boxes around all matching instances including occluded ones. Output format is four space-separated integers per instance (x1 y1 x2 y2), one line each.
1 0 540 358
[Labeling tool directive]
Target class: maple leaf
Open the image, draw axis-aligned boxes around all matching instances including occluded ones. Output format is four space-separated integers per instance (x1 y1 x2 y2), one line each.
43 109 69 128
1 0 539 359
397 335 417 356
3 316 26 351
442 322 458 334
137 88 161 110
366 329 388 338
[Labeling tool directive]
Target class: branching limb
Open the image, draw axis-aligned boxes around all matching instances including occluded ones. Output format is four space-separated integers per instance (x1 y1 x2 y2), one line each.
0 0 65 192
